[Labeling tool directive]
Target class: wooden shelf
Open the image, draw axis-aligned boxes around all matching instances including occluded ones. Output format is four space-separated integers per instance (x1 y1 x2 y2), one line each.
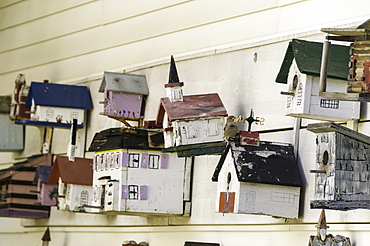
319 92 370 102
14 120 84 128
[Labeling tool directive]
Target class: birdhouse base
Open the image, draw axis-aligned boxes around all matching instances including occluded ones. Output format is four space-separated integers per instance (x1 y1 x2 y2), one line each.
320 92 370 102
14 120 84 129
311 200 370 211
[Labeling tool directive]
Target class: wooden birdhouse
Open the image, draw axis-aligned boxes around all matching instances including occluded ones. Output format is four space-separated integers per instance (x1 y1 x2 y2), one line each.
319 19 370 102
0 95 24 151
212 142 302 218
47 156 93 212
32 165 57 206
88 127 192 216
15 81 92 128
276 39 360 121
307 122 370 210
9 74 30 121
0 154 52 218
156 56 228 155
99 72 149 126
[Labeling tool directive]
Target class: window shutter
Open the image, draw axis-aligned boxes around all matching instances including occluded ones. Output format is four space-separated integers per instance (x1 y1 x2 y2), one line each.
122 185 129 199
121 153 129 167
160 154 169 169
141 154 149 168
140 186 148 200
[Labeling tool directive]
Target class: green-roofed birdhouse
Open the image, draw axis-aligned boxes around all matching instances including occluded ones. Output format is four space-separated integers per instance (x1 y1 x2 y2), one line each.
276 39 360 121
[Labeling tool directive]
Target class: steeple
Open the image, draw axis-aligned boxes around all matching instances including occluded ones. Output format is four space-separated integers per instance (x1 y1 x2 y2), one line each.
165 56 184 102
316 209 329 228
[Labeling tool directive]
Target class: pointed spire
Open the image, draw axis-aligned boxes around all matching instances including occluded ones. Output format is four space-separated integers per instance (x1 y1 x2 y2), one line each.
316 209 329 228
168 55 180 84
165 56 184 88
42 227 51 241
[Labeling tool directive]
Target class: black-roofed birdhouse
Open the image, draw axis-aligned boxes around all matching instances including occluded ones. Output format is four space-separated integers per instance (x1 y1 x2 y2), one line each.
276 39 360 121
308 122 370 210
87 127 192 216
212 141 302 218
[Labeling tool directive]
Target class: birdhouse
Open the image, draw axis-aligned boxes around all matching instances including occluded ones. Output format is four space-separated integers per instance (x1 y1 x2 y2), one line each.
319 19 370 102
276 39 360 121
87 127 192 216
212 142 302 218
0 154 52 219
0 95 24 151
15 81 92 128
47 156 93 212
32 166 57 206
99 72 149 126
156 56 228 155
307 122 370 210
9 74 30 121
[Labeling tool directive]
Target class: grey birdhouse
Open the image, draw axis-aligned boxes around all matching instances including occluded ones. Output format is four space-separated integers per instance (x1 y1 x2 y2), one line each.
308 122 370 210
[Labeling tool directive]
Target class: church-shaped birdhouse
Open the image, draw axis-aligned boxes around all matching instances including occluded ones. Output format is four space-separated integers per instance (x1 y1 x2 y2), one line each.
212 138 302 218
319 19 370 102
15 81 92 128
99 72 149 126
307 122 370 210
87 127 191 216
47 156 93 212
156 56 228 154
276 39 360 121
0 154 53 218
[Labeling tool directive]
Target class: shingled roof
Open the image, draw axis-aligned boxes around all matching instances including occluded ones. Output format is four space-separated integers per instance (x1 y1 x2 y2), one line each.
212 142 302 187
275 39 350 84
156 93 228 124
99 72 149 95
25 82 92 110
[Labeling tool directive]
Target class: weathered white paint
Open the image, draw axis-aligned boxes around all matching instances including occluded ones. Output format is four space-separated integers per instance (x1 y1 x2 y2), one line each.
283 61 360 121
173 117 225 146
91 149 187 215
216 147 300 218
31 105 85 124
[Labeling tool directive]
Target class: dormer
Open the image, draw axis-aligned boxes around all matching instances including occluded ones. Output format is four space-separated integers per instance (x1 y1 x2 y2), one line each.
165 56 184 102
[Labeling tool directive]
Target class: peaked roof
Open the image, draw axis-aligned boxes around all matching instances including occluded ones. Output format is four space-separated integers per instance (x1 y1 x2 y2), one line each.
25 82 92 110
275 39 350 83
0 154 52 180
88 127 163 152
212 142 302 187
33 165 52 184
48 156 93 186
99 72 149 95
156 93 228 124
322 18 370 37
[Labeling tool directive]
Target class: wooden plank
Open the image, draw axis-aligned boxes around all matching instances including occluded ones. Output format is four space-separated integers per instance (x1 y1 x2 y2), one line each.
319 91 370 102
307 122 370 145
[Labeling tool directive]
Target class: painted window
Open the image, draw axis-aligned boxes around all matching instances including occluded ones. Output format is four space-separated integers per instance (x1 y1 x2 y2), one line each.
128 185 139 200
148 155 160 169
80 190 89 205
128 153 140 168
171 88 183 101
70 111 78 120
93 186 100 202
66 184 72 201
46 108 54 118
101 154 106 171
186 124 198 138
207 122 219 136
